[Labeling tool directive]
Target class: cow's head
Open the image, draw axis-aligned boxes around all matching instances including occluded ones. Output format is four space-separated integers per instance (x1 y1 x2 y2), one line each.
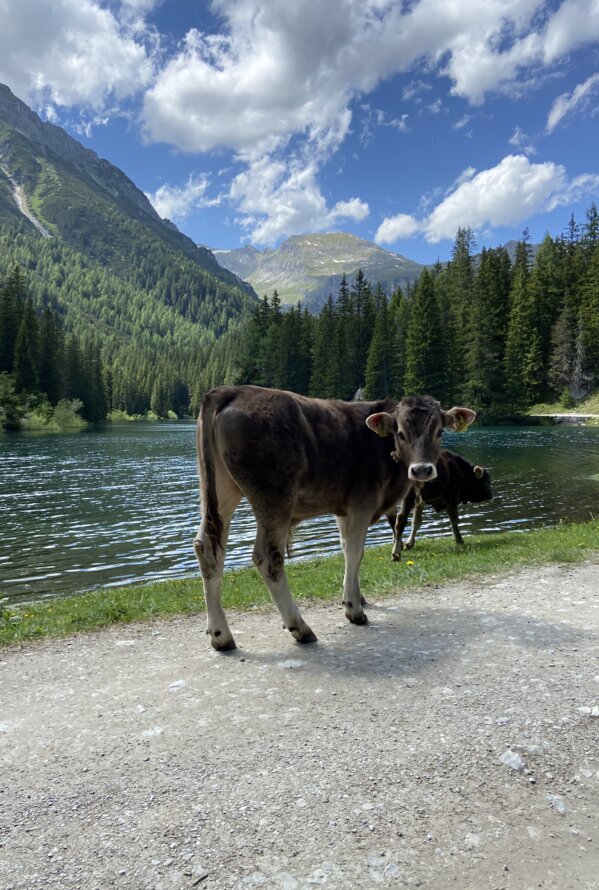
470 465 493 502
366 395 476 482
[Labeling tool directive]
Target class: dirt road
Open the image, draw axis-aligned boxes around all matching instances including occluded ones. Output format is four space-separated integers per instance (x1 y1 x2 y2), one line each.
1 561 598 889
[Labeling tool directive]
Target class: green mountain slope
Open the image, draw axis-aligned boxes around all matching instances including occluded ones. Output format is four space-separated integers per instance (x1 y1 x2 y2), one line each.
0 83 256 348
213 232 425 311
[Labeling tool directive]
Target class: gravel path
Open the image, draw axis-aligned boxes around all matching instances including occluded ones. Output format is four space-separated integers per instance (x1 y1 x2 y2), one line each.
1 561 598 890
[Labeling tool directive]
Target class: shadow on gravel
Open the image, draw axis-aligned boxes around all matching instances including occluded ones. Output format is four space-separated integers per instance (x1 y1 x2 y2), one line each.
224 603 597 680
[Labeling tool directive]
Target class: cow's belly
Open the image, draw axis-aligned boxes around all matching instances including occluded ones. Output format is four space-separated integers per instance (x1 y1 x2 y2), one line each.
292 490 347 521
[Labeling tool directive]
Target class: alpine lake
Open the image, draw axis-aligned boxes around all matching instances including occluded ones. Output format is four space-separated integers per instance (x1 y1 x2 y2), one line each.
1 420 598 606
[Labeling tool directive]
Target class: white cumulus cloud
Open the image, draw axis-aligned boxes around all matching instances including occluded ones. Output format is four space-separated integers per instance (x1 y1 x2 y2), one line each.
229 154 369 245
141 0 599 156
543 0 599 63
423 155 565 240
375 154 599 245
375 213 421 244
0 0 154 111
146 174 218 222
3 0 599 246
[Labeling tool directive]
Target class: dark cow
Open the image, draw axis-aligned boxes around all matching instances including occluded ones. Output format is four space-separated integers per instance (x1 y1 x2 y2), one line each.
391 449 492 560
194 385 476 650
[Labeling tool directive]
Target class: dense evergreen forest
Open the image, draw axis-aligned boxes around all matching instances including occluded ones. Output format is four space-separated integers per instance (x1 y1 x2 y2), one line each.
205 206 599 413
1 206 598 428
0 222 251 428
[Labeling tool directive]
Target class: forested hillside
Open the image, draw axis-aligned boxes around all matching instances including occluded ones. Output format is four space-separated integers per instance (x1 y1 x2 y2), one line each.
2 198 598 426
0 239 257 427
206 207 599 414
0 83 259 427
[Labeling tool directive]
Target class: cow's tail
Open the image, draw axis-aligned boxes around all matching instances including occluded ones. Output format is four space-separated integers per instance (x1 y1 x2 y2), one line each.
197 388 234 554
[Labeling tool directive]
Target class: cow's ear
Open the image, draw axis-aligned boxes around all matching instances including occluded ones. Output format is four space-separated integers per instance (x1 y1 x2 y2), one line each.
474 465 484 479
366 412 396 437
442 406 477 431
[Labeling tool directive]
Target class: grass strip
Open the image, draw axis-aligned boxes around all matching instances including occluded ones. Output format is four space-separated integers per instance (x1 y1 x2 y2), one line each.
1 520 597 648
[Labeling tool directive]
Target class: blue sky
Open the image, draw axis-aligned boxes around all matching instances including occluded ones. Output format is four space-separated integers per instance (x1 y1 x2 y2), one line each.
1 0 599 264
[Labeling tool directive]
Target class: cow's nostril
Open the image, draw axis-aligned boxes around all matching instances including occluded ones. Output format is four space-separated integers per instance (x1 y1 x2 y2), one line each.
410 463 437 481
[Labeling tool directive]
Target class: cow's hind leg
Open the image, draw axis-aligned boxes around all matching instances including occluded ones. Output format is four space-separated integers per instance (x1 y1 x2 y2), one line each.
252 517 317 644
194 480 242 652
336 513 370 625
447 502 464 544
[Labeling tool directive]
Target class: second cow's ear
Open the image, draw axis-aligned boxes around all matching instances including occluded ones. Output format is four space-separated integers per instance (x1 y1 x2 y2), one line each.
474 465 484 479
366 412 397 437
442 406 477 431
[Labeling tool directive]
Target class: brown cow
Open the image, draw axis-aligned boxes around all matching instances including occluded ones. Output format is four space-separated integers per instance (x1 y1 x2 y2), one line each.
391 450 492 559
194 385 475 650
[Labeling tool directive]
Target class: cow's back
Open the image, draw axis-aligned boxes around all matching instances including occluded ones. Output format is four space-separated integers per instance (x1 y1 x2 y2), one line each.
202 385 406 522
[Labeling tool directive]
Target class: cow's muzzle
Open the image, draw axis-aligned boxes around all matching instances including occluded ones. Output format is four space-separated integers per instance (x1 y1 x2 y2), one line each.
409 462 437 482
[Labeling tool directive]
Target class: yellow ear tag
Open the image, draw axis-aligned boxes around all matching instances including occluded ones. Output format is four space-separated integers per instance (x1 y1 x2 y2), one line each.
455 416 469 432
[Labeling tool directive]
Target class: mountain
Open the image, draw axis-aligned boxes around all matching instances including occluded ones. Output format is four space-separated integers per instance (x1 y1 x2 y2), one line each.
212 233 425 311
0 83 256 343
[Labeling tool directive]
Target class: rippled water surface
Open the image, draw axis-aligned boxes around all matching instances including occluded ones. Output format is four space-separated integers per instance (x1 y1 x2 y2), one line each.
1 421 598 604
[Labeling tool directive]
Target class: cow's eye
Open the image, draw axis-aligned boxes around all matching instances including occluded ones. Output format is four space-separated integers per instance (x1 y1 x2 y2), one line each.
436 429 443 437
397 430 406 441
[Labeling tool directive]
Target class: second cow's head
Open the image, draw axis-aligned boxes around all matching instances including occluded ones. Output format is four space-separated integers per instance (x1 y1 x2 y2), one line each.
366 395 476 482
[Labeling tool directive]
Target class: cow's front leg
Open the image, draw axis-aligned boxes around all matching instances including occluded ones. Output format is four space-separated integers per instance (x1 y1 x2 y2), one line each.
252 519 317 644
392 488 415 560
336 514 370 624
404 499 424 550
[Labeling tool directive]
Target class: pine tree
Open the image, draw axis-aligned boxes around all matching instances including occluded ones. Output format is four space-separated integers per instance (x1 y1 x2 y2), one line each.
549 297 577 400
39 306 65 404
350 269 375 392
151 373 172 417
80 345 108 423
443 227 476 403
0 265 26 374
13 299 39 393
335 273 357 398
310 296 339 398
284 304 312 394
504 239 542 408
388 285 410 398
65 335 84 401
577 237 599 392
171 379 190 417
464 247 510 410
364 292 393 398
261 291 284 388
403 268 445 396
582 203 599 252
530 235 563 388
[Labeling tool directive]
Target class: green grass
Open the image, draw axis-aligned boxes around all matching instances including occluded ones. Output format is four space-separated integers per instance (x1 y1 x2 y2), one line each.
530 390 599 416
1 520 597 648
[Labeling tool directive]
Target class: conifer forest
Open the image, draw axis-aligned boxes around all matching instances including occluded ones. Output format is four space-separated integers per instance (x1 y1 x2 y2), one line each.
1 206 598 428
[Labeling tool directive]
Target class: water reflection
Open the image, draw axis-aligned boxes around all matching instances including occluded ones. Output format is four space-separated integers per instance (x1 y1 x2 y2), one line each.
1 422 598 604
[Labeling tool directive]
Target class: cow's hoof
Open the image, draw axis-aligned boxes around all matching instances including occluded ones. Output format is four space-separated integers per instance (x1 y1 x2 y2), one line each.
360 596 369 606
346 611 368 625
291 626 318 644
391 553 400 562
404 542 414 551
210 634 237 652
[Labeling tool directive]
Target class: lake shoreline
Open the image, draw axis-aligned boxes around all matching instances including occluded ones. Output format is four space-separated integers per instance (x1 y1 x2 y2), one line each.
3 421 599 602
3 412 599 437
2 520 597 648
